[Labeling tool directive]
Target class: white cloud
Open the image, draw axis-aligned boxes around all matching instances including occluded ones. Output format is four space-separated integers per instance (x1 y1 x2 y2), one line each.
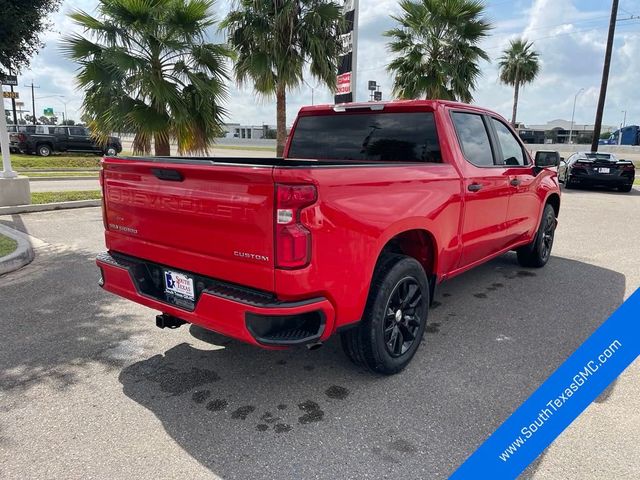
4 0 638 130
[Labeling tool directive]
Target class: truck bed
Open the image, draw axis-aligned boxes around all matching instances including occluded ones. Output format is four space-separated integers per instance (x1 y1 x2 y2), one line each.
118 156 406 167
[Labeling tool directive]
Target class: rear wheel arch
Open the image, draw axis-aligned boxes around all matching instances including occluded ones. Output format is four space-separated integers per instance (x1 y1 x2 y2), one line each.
380 229 438 278
375 229 438 304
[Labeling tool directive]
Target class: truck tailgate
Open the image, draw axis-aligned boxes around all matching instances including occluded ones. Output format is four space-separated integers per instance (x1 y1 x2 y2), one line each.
102 157 276 292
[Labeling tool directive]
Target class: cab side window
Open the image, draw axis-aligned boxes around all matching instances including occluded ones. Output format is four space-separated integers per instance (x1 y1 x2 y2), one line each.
68 127 85 136
491 118 527 166
451 112 495 167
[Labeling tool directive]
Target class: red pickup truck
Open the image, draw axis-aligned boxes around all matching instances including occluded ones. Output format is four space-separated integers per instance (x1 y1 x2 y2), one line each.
97 100 561 374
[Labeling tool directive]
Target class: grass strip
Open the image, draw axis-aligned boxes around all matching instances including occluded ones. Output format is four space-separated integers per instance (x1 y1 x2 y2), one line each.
11 154 101 170
0 234 18 257
31 190 102 204
25 171 99 178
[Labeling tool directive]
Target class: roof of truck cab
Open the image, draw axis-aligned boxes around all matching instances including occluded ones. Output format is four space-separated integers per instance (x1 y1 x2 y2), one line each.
298 99 498 116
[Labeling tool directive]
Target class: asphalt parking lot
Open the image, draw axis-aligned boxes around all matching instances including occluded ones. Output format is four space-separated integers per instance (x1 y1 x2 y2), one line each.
1 186 639 480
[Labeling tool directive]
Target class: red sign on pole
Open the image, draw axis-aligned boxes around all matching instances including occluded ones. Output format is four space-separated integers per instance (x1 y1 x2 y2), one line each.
336 73 352 95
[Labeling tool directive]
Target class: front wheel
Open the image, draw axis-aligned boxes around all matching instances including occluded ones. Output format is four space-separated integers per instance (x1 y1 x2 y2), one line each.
341 254 429 375
105 146 118 157
517 204 557 268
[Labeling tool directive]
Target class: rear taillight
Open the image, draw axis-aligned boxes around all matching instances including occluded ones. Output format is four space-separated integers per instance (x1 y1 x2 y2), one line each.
18 133 27 142
275 184 317 269
622 164 635 171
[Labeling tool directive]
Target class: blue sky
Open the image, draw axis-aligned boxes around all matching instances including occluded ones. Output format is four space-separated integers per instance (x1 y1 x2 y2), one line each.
5 0 640 130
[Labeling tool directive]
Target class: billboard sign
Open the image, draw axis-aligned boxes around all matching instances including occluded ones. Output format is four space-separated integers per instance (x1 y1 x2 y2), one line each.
1 75 18 86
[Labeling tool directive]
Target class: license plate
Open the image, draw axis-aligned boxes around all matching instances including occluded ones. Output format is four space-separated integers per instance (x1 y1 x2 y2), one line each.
598 167 610 174
164 270 195 301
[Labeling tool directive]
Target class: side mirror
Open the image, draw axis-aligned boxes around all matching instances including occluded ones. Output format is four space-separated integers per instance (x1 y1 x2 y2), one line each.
535 151 560 168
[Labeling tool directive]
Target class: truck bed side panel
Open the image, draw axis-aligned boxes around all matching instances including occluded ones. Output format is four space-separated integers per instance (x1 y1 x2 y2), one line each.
273 164 463 328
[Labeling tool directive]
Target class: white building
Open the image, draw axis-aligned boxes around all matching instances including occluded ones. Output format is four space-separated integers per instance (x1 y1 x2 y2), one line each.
222 123 275 140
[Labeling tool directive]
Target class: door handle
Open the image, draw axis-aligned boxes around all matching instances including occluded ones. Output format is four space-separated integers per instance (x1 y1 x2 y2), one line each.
152 168 184 182
510 178 521 187
468 183 483 192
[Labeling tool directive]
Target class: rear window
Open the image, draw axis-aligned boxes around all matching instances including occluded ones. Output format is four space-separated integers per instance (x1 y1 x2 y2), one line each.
451 112 494 167
585 153 615 161
287 112 442 163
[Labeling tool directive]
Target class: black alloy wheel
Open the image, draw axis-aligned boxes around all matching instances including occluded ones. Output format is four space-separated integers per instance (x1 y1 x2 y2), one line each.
517 204 556 268
340 254 429 375
382 277 423 357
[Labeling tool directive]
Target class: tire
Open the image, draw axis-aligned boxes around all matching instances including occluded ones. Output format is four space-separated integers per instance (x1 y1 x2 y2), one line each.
340 254 429 375
105 146 118 157
618 184 633 193
37 144 52 157
517 204 557 268
564 173 574 189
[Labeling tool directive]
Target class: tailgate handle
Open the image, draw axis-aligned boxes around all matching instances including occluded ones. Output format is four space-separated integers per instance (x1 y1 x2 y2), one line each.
152 168 183 182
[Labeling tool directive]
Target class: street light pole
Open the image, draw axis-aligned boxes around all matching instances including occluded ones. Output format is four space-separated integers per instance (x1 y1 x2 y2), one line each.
568 88 584 145
36 95 69 124
303 80 319 106
618 110 627 145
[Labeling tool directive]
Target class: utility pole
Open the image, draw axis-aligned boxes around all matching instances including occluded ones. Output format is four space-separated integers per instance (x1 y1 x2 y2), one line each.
591 0 619 153
24 81 40 125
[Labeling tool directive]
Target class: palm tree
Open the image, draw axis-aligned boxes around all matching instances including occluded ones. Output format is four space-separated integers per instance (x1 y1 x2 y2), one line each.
498 39 540 126
385 0 491 102
222 1 344 156
62 0 232 156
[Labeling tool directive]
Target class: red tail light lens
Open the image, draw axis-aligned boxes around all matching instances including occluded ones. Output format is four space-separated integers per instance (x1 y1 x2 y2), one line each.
275 184 317 269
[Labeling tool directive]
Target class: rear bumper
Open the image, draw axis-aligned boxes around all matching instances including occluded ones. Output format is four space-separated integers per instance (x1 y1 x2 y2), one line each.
96 252 336 348
570 171 634 186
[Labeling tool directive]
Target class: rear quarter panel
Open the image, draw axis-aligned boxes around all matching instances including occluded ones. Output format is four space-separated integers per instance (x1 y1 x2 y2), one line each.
273 164 463 329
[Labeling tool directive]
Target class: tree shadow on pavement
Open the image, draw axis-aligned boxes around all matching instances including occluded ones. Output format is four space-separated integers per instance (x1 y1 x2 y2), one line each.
0 246 148 405
118 254 625 480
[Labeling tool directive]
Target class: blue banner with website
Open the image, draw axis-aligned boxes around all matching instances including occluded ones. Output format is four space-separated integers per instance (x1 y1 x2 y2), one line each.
450 288 640 479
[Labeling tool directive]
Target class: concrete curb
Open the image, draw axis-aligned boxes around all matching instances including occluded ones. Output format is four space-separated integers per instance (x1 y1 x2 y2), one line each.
0 224 35 276
0 200 101 216
20 168 101 172
28 176 99 181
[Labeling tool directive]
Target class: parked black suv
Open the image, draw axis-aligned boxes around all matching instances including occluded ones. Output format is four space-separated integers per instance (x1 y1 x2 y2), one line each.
10 126 122 157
